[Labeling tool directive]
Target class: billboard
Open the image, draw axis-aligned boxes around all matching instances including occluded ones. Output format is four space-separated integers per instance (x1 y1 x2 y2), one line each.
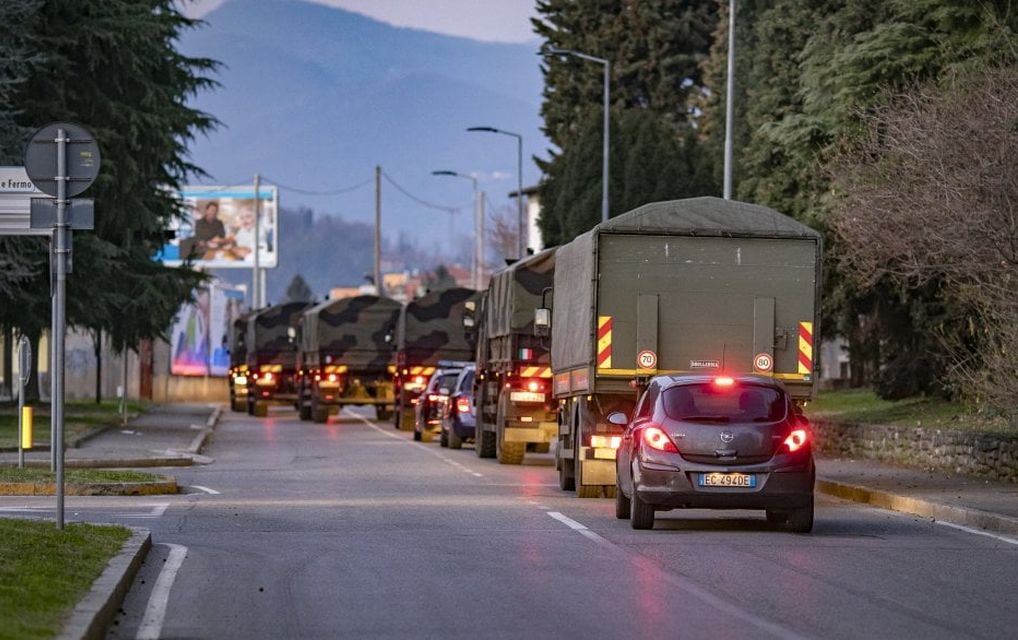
156 185 278 268
170 283 245 377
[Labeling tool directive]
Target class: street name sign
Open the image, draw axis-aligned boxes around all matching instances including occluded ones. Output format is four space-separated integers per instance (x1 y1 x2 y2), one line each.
0 166 51 236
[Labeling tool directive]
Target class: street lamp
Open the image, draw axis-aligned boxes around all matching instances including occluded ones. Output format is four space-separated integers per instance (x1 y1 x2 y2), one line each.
431 170 484 290
540 46 611 223
466 126 525 259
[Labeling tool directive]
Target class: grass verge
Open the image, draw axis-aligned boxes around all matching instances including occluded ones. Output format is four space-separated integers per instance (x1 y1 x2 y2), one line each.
0 468 159 484
0 518 130 640
0 400 148 449
806 388 1013 433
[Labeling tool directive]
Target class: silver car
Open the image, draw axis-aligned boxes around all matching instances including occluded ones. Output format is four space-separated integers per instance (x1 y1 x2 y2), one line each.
613 374 814 532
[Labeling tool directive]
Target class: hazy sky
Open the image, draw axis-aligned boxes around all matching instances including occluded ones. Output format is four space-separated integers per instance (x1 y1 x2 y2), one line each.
181 0 539 43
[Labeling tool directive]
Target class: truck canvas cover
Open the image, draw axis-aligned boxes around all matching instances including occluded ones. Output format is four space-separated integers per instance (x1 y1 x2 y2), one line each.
246 302 309 367
552 197 822 398
485 248 556 339
300 295 400 371
397 287 479 366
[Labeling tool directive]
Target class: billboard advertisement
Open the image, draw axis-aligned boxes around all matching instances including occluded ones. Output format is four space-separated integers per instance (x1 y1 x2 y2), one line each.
156 185 278 268
170 283 245 377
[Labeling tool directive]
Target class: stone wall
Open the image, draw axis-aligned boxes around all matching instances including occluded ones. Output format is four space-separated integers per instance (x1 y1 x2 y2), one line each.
811 419 1018 483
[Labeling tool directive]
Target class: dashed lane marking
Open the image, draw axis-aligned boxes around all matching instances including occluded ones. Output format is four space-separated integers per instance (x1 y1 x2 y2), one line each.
190 485 221 495
136 543 188 640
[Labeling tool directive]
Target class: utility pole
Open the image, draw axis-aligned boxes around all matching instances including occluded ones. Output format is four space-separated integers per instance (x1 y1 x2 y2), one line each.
253 173 261 309
477 191 485 290
723 0 736 200
374 165 382 296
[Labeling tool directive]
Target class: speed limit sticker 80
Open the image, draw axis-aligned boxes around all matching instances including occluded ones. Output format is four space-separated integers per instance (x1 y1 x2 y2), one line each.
753 352 773 372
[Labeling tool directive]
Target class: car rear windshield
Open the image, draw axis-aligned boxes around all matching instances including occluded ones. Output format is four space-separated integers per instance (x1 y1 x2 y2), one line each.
431 373 460 393
662 383 786 424
459 370 475 392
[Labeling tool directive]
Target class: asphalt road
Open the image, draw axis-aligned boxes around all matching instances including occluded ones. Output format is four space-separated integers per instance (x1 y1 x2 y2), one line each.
5 407 1016 639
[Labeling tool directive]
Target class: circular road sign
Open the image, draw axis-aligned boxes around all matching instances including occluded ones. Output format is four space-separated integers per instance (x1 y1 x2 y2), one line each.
754 352 773 372
637 349 657 369
24 122 101 198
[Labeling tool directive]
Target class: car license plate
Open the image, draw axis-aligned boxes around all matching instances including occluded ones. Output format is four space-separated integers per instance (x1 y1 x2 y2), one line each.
510 391 545 403
698 472 756 488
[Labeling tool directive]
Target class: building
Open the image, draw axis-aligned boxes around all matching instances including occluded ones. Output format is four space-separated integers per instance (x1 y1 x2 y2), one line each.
508 185 542 254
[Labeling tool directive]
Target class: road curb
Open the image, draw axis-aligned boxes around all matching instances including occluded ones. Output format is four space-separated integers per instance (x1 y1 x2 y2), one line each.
3 456 192 469
0 474 177 496
817 478 1018 537
185 405 223 455
57 527 151 640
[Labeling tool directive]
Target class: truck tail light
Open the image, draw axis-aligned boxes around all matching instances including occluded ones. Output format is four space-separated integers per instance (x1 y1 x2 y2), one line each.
328 373 338 382
526 379 541 392
263 372 273 382
642 426 679 453
456 397 471 414
782 429 809 453
590 435 621 449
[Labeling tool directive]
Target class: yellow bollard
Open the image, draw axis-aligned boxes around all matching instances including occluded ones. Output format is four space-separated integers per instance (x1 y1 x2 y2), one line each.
21 406 32 450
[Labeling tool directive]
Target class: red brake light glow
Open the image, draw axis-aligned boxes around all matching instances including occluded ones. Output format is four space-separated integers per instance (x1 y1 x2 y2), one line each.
714 376 734 387
414 376 425 384
456 397 471 414
783 429 808 453
263 372 273 382
642 426 679 453
527 380 540 392
328 373 338 382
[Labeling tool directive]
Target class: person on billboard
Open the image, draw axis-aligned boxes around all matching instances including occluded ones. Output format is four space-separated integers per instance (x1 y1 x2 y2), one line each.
194 201 227 255
232 205 256 259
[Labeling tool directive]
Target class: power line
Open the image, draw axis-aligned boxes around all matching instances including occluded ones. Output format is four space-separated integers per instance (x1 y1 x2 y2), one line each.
264 176 373 196
381 170 467 214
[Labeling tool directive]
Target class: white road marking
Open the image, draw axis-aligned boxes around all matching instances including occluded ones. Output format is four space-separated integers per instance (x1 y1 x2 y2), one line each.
149 503 169 517
347 410 485 476
936 521 1018 546
136 543 188 640
544 511 805 640
472 472 483 477
190 485 220 495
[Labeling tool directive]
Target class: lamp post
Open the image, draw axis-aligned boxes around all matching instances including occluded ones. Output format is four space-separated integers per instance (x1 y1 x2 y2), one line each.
432 170 483 290
466 126 525 259
723 0 736 199
540 47 611 223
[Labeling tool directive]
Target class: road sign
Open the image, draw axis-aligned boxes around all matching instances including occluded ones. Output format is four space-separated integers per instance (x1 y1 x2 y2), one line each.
30 198 94 230
0 166 51 236
637 349 657 369
754 352 773 372
24 122 100 198
17 336 31 385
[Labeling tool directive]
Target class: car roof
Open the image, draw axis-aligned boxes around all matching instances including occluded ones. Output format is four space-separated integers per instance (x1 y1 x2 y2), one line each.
655 373 787 392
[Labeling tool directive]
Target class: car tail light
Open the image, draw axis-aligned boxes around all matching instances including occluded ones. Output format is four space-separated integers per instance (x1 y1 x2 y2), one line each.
456 397 471 414
642 426 679 453
590 435 621 449
782 428 809 453
428 394 442 402
714 376 734 387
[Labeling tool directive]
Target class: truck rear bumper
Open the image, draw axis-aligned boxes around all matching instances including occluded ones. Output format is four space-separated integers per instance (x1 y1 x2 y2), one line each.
503 422 557 444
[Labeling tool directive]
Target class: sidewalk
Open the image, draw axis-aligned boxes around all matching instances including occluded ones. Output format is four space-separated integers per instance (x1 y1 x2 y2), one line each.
817 456 1018 536
0 404 220 468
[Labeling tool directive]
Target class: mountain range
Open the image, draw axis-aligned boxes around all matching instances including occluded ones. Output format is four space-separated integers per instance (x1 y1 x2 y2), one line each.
177 0 549 298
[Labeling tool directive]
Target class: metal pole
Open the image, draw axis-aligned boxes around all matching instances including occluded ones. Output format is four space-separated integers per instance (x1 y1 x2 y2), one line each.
120 347 128 425
374 165 382 296
516 136 525 257
17 356 24 470
602 60 610 223
478 191 485 288
253 173 261 309
54 127 67 530
472 182 480 290
723 0 736 200
50 291 56 471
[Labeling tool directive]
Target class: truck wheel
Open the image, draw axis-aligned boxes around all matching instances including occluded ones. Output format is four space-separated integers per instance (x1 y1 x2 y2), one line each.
311 397 328 424
615 480 631 519
475 427 496 458
375 406 392 422
439 426 449 448
254 401 269 418
447 424 463 450
495 394 524 465
246 395 255 416
558 449 575 491
413 427 422 442
298 395 312 421
788 498 814 534
630 490 655 529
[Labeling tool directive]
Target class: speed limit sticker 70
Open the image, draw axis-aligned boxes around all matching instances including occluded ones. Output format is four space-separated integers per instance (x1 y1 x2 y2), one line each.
753 352 773 372
637 350 657 369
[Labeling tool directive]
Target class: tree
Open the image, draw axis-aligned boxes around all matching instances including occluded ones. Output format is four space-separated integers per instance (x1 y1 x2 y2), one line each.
0 0 217 399
285 274 313 303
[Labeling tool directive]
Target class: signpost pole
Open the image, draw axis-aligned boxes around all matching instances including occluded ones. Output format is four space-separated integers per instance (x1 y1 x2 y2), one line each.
17 337 29 469
253 173 261 310
53 127 68 530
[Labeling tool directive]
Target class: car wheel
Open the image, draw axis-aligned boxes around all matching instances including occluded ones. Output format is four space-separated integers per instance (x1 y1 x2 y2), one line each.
788 497 814 533
448 423 463 450
614 480 631 519
439 425 449 448
630 489 655 530
766 509 788 524
413 428 422 442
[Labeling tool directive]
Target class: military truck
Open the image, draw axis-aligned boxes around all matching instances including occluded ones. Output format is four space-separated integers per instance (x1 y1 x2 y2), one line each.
541 197 822 498
393 287 480 431
472 248 557 464
297 295 400 424
245 301 310 417
228 311 254 412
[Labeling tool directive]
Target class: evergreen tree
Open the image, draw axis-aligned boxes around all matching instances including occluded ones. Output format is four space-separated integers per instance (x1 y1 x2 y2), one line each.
285 274 314 303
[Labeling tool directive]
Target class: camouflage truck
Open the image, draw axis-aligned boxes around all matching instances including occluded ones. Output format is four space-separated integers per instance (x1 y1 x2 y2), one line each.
228 311 255 412
541 197 822 498
296 295 400 424
471 248 557 464
393 287 480 430
246 301 310 417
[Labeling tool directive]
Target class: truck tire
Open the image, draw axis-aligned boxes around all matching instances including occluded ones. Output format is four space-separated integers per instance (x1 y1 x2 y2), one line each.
439 426 449 448
475 426 496 458
311 397 328 424
788 498 814 534
298 391 312 421
447 424 463 450
495 392 525 465
558 448 575 491
615 480 631 519
246 395 255 416
375 406 392 422
630 490 655 529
